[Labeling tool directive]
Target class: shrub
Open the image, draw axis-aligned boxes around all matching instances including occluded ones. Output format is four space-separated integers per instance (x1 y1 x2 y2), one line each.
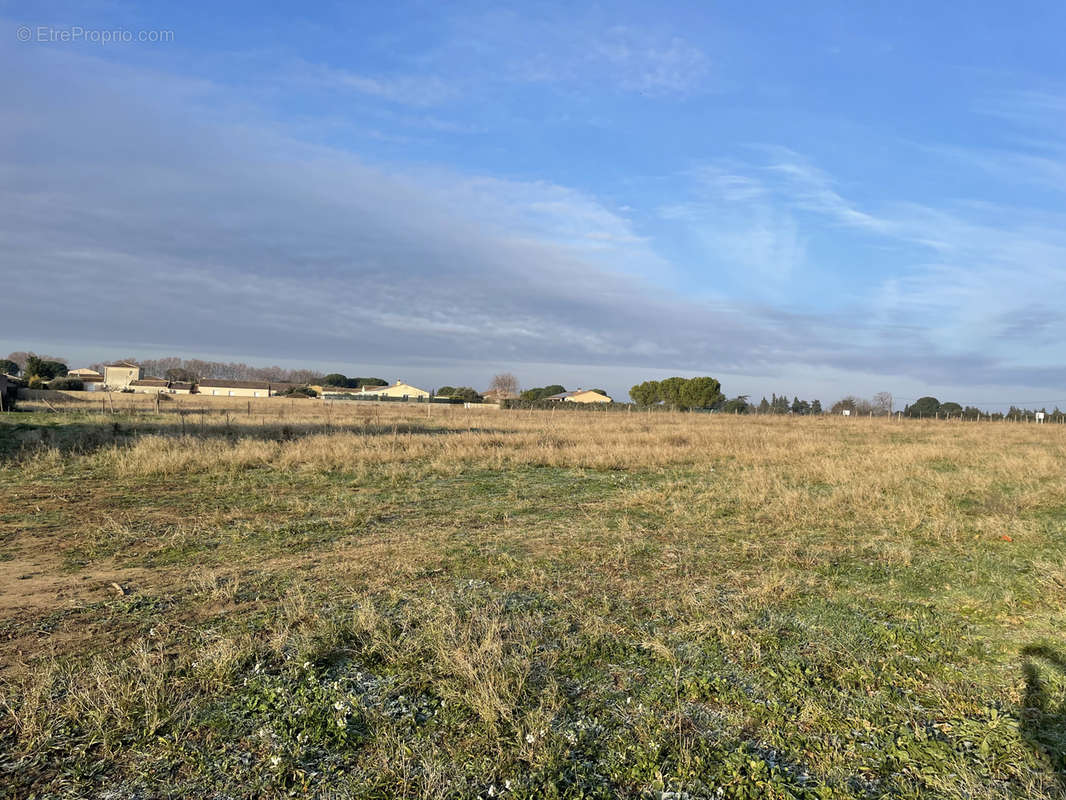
450 387 481 403
280 385 318 398
48 377 85 391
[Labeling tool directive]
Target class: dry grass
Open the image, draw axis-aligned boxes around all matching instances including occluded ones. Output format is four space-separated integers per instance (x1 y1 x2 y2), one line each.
2 404 1066 797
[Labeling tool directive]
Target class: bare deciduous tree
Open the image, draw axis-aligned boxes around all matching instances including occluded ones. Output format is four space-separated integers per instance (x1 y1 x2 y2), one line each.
488 372 519 397
873 392 893 416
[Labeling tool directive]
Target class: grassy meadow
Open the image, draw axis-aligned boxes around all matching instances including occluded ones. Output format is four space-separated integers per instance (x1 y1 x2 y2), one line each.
2 398 1066 798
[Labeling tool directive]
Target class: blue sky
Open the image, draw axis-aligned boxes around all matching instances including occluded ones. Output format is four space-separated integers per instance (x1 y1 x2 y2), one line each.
2 1 1065 406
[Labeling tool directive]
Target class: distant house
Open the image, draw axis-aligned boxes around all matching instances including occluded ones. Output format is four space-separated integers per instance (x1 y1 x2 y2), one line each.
68 368 102 378
316 384 366 399
543 388 612 404
81 376 105 391
103 361 143 389
169 382 194 394
356 381 430 400
130 377 171 394
196 379 274 398
481 389 519 404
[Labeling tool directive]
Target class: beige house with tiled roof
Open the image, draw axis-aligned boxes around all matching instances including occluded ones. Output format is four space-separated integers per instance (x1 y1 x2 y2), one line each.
103 361 143 389
315 384 365 398
481 389 519 404
317 381 429 400
129 378 171 394
357 380 429 400
543 389 612 404
197 379 274 398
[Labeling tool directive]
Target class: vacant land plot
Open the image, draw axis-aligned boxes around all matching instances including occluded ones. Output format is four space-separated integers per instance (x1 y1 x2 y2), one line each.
2 402 1066 798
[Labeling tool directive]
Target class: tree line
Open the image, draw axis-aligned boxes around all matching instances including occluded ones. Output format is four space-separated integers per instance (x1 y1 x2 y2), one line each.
86 357 324 385
321 374 388 389
7 352 1060 421
3 353 74 390
629 377 725 410
902 396 1066 421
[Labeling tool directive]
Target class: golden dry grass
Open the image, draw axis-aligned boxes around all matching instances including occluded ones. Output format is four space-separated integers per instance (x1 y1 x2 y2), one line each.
2 403 1066 798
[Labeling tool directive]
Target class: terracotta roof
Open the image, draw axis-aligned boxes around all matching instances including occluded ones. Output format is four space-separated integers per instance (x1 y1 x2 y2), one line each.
130 378 169 387
197 379 271 390
169 382 193 390
79 375 104 383
543 389 609 401
105 361 140 368
362 381 425 393
482 389 519 400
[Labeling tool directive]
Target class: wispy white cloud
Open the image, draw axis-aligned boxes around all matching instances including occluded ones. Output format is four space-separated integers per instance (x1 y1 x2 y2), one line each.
758 149 892 233
3 35 1065 399
294 61 457 106
445 11 713 97
657 146 1066 386
591 26 710 95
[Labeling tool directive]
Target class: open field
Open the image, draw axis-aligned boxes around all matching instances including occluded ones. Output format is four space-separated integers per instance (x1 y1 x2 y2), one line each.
2 402 1066 798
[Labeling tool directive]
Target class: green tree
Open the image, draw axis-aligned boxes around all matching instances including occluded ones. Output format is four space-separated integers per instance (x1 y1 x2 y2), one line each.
722 395 750 414
680 377 723 410
831 396 858 415
451 387 481 402
757 397 770 414
542 384 566 397
658 377 687 409
810 399 823 414
322 373 348 386
353 377 388 388
940 402 963 416
629 380 660 406
24 355 44 379
905 396 940 418
25 355 66 380
521 387 545 402
436 386 456 397
791 397 810 415
0 359 18 375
